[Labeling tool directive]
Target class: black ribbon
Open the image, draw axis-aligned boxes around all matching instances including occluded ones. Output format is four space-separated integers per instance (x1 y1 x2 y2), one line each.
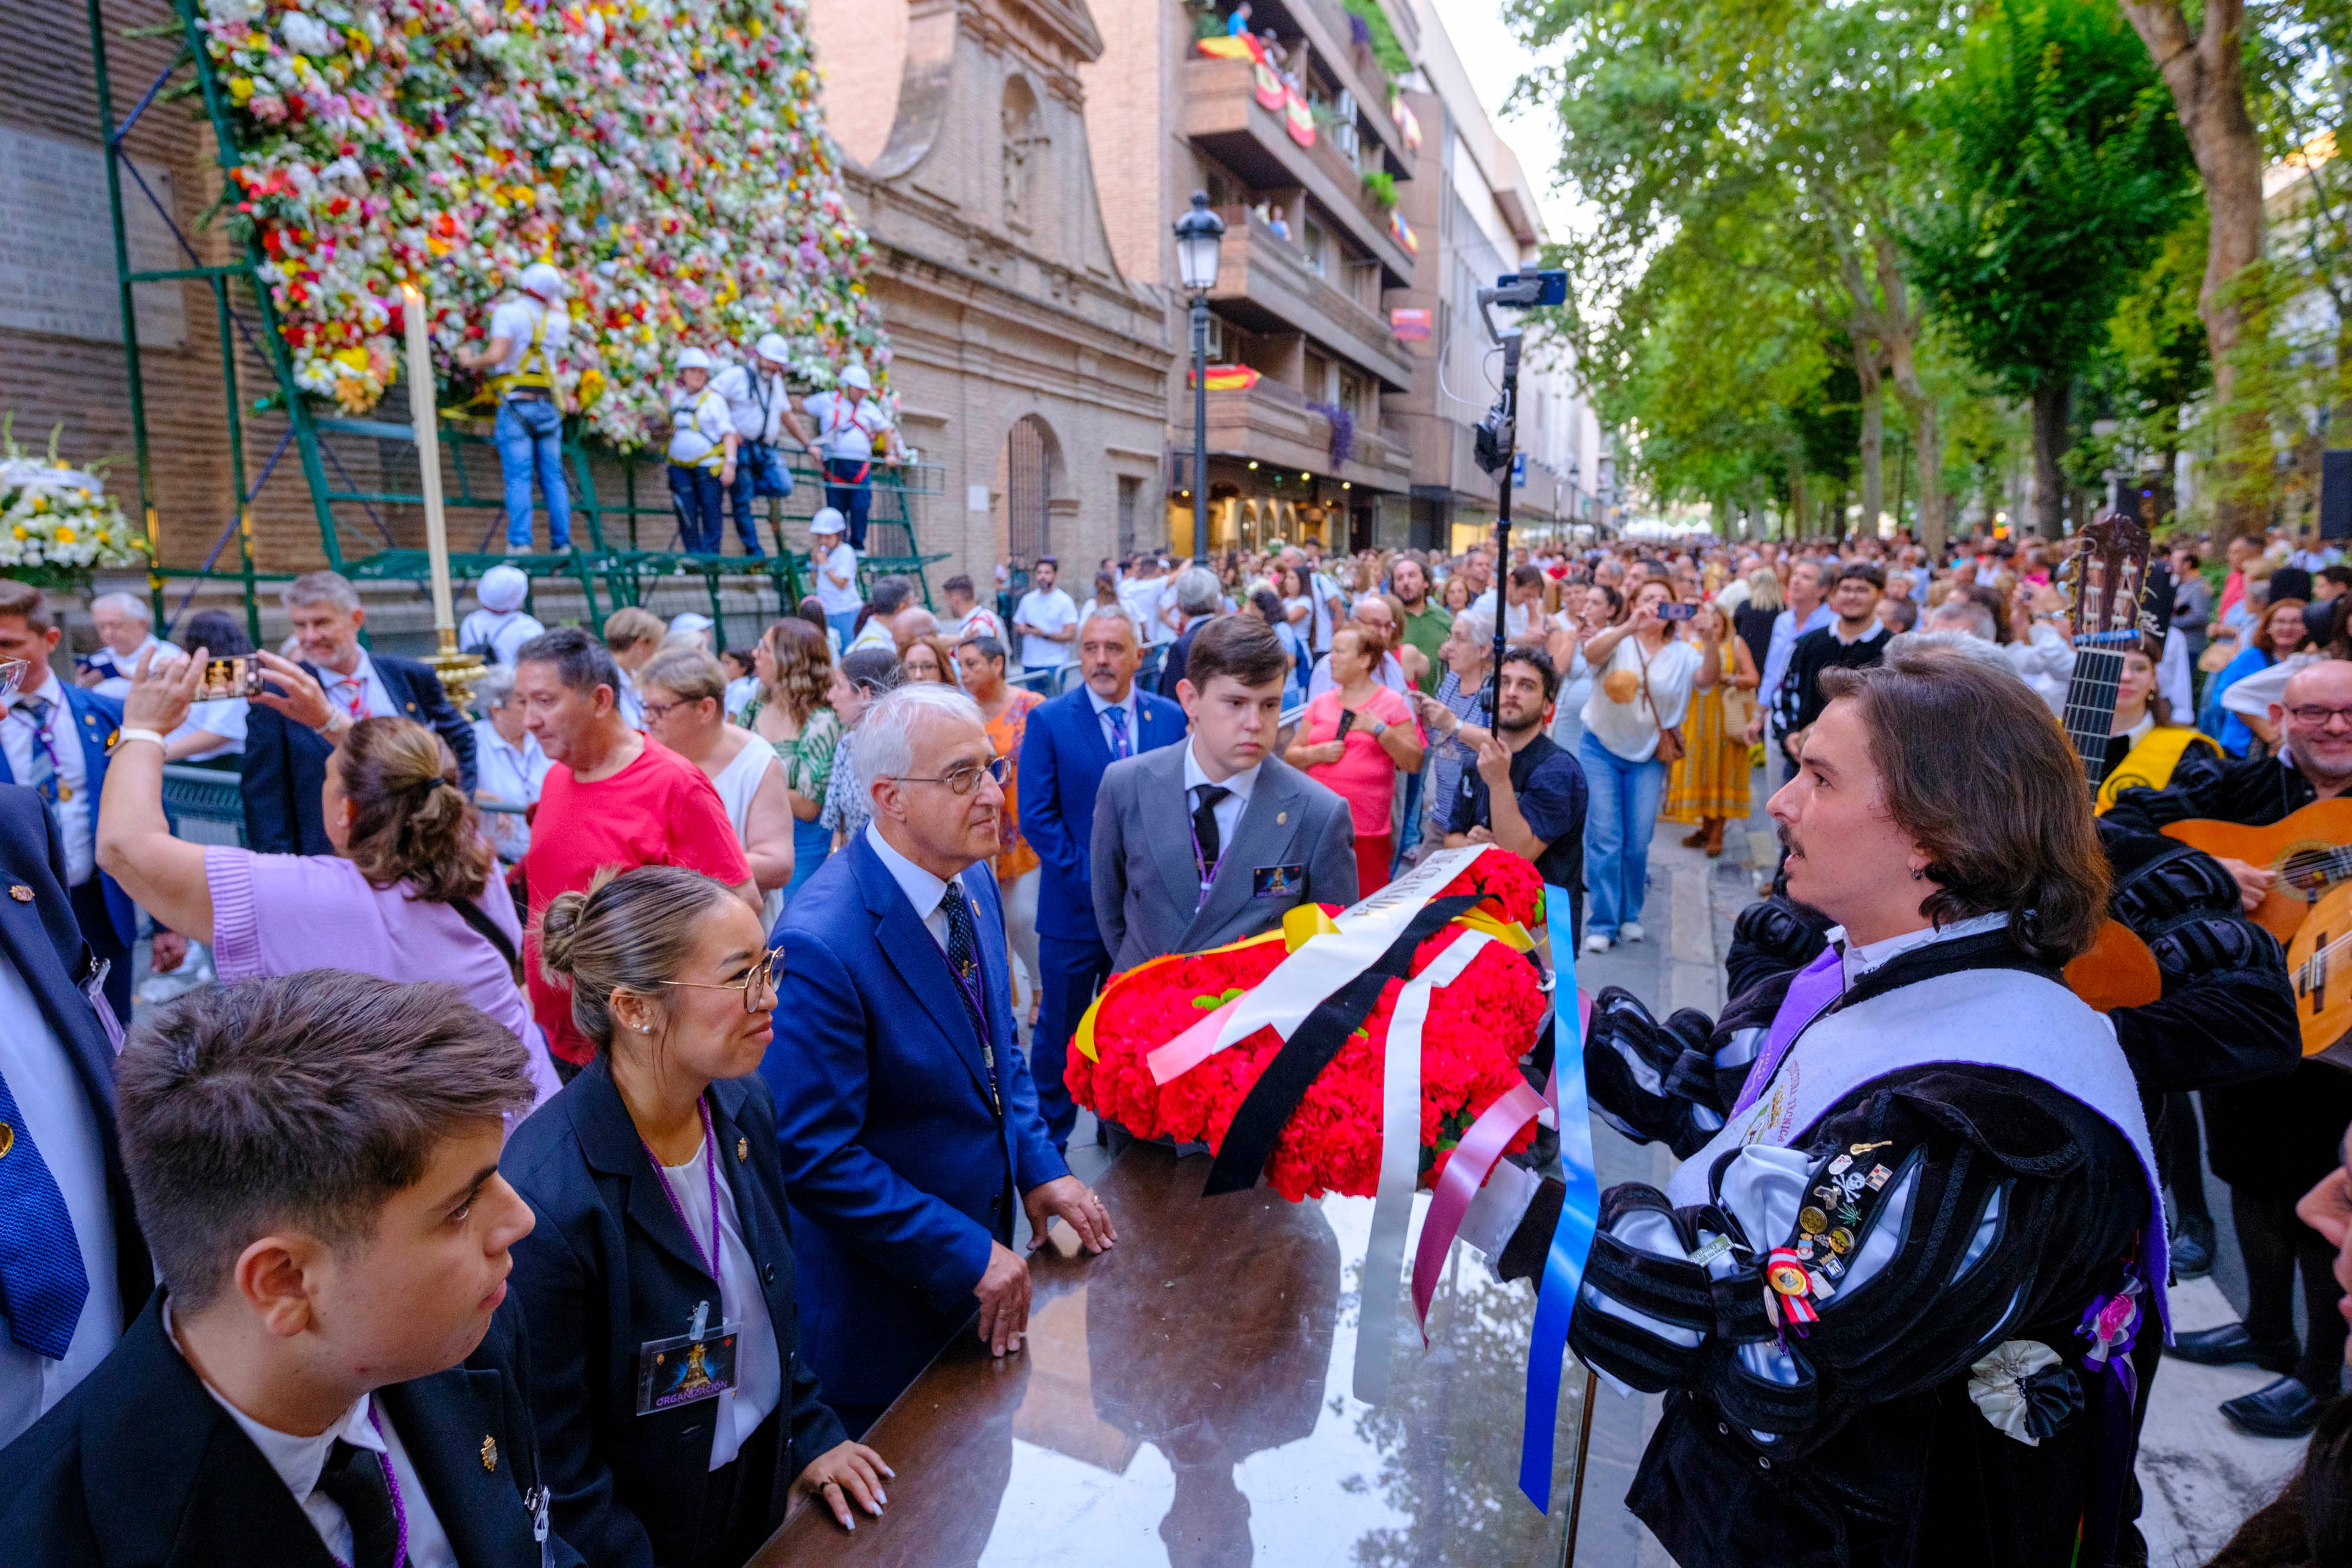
1203 895 1484 1197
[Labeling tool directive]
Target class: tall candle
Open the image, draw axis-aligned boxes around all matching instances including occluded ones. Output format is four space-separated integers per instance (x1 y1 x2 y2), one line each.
401 282 456 641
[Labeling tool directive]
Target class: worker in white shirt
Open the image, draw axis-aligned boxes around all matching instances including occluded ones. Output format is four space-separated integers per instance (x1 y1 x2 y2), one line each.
666 347 737 556
455 564 544 666
802 365 904 552
452 261 573 554
1013 556 1080 680
808 509 864 647
710 333 814 560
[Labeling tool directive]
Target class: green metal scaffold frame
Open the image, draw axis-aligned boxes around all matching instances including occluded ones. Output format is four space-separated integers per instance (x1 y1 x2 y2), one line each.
89 0 948 650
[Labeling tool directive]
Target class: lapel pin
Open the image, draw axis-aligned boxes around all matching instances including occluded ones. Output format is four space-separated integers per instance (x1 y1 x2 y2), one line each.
1277 812 1287 825
0 1124 13 1158
481 1435 499 1471
8 885 31 902
736 1136 749 1162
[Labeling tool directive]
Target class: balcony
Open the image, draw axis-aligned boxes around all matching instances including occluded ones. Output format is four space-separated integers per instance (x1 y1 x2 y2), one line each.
1207 207 1412 390
1182 55 1415 285
1181 372 1414 492
1237 0 1416 178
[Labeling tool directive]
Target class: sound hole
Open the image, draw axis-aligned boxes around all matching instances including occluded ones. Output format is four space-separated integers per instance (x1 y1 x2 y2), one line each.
2279 847 2340 898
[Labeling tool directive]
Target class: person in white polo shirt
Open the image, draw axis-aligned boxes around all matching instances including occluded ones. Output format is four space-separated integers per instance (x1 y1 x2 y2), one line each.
710 333 814 560
808 509 864 648
666 347 737 555
802 365 903 552
1013 556 1079 684
452 260 574 554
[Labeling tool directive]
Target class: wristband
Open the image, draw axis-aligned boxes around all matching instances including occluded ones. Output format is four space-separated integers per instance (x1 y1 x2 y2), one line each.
113 727 169 752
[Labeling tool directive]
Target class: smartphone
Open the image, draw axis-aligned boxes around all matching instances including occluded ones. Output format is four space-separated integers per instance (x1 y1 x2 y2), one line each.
1335 708 1358 738
200 657 262 701
1657 601 1696 621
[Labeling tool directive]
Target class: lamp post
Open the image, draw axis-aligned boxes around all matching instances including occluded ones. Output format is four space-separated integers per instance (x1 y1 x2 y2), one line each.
1174 191 1225 564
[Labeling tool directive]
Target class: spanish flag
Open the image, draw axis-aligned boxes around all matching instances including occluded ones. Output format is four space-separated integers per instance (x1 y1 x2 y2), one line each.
1187 364 1261 391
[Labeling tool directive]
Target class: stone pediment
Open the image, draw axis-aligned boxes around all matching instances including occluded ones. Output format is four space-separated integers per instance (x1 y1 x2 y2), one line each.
988 0 1105 67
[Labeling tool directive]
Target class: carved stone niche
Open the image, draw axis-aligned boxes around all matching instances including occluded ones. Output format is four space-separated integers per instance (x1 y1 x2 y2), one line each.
1001 74 1046 235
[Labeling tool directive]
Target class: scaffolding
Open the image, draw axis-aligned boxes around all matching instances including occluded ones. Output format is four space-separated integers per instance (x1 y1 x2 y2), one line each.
88 0 948 651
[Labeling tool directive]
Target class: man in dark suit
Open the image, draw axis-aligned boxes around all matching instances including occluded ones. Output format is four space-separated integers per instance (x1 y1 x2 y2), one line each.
1093 613 1357 970
0 969 576 1568
0 783 152 1450
1018 603 1184 1151
771 684 1115 1434
243 571 476 855
0 581 136 1021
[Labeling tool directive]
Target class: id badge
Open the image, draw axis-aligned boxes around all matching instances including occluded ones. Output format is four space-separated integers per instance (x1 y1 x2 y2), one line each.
1252 863 1305 899
634 1319 741 1415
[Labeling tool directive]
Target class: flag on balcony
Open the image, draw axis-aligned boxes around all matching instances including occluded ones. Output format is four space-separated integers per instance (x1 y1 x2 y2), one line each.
1196 34 1257 60
1389 210 1419 256
1188 365 1262 392
1285 89 1317 147
1390 96 1424 152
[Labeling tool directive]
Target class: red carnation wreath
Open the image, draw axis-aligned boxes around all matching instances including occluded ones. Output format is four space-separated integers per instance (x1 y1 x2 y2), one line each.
1066 850 1551 1202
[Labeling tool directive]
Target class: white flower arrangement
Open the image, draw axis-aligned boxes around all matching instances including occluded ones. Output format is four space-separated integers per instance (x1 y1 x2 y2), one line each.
0 419 146 589
200 0 893 450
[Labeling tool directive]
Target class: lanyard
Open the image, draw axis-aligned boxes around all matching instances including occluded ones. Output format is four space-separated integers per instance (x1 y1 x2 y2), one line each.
639 1095 723 1283
8 701 64 784
1187 788 1220 911
330 1405 410 1568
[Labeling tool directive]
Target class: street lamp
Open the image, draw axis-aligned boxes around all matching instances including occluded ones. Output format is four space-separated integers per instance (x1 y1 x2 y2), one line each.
1174 191 1225 563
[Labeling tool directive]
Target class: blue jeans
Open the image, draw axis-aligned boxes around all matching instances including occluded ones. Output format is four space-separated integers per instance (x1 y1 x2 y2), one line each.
1580 731 1666 940
824 457 873 550
669 463 727 554
493 397 571 550
825 610 859 649
1391 765 1424 877
726 442 791 557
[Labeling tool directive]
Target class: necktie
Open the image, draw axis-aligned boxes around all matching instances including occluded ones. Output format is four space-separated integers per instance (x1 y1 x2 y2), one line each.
1191 784 1231 880
0 1062 88 1359
319 1436 399 1568
12 698 55 803
938 882 1000 1106
325 673 367 722
1105 704 1132 759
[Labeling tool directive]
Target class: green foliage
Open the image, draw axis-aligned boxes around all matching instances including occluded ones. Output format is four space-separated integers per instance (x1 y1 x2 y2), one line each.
1903 0 2194 410
1359 169 1398 209
1342 0 1412 83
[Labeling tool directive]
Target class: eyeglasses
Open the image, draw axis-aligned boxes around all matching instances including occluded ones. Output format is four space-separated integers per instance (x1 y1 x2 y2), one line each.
638 697 689 724
2286 705 2352 729
662 947 784 1014
0 659 24 702
893 754 1011 795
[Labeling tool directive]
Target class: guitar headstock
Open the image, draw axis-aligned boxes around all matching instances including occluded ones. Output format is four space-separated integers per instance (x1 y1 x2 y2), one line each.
2060 509 2154 646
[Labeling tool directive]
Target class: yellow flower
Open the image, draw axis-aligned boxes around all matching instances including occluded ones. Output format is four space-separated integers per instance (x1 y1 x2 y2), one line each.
11 527 25 541
335 346 370 370
31 496 46 513
231 76 256 103
55 527 74 544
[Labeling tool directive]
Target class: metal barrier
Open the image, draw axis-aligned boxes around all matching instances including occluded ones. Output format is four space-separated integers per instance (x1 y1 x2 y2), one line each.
160 764 246 847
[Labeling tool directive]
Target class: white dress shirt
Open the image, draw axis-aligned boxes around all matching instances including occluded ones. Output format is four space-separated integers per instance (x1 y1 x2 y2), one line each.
3 668 95 885
0 953 119 1450
315 648 395 726
171 696 249 763
86 634 183 700
865 820 963 953
651 1133 781 1468
1084 683 1140 758
165 1305 459 1568
1830 910 2010 992
1181 737 1261 860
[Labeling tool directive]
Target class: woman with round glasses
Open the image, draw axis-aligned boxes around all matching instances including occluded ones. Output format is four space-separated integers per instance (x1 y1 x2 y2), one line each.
505 865 894 1567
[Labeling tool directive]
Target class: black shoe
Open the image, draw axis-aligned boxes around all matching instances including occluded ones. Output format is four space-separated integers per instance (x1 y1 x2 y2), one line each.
2222 1375 2326 1438
2170 1222 2214 1281
2167 1322 2300 1373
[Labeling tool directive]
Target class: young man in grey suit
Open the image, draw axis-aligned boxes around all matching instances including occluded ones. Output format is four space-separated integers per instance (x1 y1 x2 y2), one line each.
1091 614 1357 971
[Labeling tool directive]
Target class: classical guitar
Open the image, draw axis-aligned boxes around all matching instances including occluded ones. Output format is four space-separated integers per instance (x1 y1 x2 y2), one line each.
2160 798 2352 1058
2051 513 2166 1013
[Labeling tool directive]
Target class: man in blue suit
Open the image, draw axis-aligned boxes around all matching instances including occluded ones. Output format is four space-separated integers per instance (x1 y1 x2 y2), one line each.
770 684 1115 1433
0 780 153 1450
0 583 136 1022
242 570 476 855
1016 603 1183 1151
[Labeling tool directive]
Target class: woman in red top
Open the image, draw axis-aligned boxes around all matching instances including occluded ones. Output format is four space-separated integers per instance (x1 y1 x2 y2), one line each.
1285 626 1425 895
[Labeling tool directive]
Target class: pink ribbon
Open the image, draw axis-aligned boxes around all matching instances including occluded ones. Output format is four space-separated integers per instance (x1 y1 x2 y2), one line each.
1408 987 1592 1333
1147 996 1245 1085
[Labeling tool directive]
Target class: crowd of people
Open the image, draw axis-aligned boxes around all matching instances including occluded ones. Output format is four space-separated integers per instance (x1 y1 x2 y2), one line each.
8 507 2352 1566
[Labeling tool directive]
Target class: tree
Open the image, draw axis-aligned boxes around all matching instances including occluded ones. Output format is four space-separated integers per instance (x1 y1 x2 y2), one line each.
2119 0 2269 535
1904 0 2194 537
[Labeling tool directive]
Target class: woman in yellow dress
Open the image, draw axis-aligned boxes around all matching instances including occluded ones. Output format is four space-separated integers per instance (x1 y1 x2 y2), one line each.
1660 600 1757 857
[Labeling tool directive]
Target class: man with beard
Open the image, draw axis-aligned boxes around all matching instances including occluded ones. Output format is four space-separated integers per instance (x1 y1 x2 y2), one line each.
1390 555 1451 698
1424 646 1588 947
1478 647 2188 1567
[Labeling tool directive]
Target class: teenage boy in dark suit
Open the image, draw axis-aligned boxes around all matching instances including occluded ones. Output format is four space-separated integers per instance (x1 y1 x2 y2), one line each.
0 970 580 1568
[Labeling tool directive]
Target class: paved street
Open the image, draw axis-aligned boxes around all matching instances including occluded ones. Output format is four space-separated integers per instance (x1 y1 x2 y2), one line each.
1561 788 2306 1567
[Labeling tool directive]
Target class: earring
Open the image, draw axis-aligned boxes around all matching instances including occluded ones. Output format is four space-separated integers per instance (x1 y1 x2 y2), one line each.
639 1024 652 1034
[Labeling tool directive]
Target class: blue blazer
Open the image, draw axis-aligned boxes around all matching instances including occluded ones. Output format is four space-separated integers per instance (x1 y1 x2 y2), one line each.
0 785 149 1336
767 830 1069 1407
242 654 477 855
0 687 134 950
1017 684 1184 944
502 1059 846 1568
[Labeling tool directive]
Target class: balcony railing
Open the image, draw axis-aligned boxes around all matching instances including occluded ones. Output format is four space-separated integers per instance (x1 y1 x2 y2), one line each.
1208 206 1412 389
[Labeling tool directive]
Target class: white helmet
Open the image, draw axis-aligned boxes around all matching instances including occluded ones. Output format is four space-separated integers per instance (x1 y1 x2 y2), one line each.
676 347 714 372
837 365 873 391
519 262 565 300
754 333 791 366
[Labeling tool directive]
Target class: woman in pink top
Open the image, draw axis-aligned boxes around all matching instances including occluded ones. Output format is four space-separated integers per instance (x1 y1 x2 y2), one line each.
96 649 562 1109
1285 625 1425 895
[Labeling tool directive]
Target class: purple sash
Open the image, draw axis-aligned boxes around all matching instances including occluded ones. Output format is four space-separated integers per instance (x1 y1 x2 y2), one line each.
1730 947 1843 1116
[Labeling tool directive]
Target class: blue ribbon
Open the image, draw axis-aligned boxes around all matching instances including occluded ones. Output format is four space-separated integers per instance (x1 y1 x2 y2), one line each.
1519 887 1602 1513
